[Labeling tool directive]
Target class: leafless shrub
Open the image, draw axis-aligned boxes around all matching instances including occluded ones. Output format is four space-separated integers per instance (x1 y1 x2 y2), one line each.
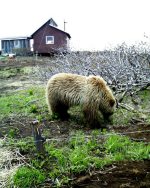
32 43 150 96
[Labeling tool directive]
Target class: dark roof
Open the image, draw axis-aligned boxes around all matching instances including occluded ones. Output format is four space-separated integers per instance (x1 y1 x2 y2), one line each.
31 18 71 39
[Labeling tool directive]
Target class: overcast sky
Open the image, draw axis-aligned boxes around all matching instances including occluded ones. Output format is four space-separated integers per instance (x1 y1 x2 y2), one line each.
0 0 150 50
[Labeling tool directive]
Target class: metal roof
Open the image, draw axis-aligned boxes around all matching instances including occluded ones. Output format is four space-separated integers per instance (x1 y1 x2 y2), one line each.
0 36 31 40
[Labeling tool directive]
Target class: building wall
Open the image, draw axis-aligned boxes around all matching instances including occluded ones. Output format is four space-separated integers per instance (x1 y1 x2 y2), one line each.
32 24 68 54
1 39 30 54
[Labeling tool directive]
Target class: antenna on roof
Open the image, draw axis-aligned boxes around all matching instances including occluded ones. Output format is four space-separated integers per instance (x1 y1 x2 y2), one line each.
64 20 67 31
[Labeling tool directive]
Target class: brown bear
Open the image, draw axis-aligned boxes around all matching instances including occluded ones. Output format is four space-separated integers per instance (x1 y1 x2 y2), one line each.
46 73 116 128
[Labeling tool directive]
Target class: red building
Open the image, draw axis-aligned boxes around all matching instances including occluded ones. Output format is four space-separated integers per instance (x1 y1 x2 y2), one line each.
31 18 71 55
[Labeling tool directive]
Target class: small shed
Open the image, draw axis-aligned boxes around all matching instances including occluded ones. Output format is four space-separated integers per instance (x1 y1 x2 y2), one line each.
1 36 30 54
31 18 71 54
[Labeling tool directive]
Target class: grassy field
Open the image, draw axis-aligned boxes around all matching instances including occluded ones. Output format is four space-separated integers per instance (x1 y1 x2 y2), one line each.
0 53 150 187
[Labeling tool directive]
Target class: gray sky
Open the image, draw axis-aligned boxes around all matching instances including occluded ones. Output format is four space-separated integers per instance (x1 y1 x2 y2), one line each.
0 0 150 50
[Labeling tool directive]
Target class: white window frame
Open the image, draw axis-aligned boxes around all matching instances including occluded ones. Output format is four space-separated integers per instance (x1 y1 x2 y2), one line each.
46 36 54 44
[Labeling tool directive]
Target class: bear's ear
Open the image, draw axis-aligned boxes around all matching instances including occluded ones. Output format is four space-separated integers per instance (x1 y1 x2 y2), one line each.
109 99 115 107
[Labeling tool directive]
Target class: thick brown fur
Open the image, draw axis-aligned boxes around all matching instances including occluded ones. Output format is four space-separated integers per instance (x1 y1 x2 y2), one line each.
46 73 116 128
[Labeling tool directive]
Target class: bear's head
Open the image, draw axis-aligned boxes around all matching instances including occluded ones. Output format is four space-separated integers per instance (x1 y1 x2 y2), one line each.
88 75 116 116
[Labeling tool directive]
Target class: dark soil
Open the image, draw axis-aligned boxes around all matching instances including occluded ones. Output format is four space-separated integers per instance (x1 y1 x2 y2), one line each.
0 59 150 188
73 160 150 188
1 118 150 142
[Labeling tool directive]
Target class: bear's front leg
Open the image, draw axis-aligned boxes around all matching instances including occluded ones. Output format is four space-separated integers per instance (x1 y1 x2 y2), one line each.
103 112 114 124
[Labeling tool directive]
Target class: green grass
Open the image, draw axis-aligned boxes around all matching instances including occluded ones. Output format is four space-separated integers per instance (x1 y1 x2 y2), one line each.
0 68 18 78
138 90 150 110
0 66 33 78
13 166 45 188
105 134 150 160
0 87 47 121
0 86 149 187
7 128 20 138
1 86 149 125
113 90 150 125
11 131 150 187
113 108 135 124
0 55 7 61
2 137 36 154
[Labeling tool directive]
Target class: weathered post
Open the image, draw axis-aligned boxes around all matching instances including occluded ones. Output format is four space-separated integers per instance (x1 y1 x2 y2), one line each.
32 120 46 154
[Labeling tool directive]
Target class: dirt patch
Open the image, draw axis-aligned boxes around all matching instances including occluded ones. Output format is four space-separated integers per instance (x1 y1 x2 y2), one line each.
0 58 49 68
1 109 150 145
73 160 150 188
0 59 47 95
1 117 150 141
112 123 150 143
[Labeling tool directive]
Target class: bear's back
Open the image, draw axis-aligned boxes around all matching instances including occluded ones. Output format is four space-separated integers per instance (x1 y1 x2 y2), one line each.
47 73 87 106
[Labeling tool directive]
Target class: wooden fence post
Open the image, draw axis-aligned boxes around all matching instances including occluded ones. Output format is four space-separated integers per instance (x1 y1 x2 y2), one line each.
32 120 46 154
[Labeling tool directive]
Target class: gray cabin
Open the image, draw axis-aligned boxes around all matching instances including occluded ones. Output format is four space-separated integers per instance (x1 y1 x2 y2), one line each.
1 36 30 54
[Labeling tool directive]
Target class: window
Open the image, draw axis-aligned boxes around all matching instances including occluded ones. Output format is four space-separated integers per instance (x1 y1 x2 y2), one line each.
46 36 54 44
